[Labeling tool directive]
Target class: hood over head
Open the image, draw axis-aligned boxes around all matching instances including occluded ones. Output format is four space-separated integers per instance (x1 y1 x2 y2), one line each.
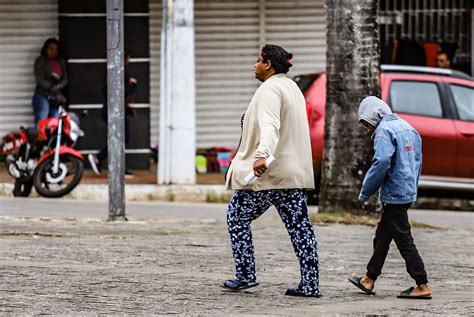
358 96 392 128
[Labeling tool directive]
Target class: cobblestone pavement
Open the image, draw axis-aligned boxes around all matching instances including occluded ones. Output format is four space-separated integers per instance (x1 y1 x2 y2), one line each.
0 212 472 315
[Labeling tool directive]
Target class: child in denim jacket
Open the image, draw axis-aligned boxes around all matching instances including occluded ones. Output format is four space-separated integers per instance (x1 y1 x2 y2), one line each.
349 96 432 300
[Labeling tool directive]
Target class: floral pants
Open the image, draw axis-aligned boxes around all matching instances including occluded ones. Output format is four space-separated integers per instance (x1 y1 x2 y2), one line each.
227 189 320 296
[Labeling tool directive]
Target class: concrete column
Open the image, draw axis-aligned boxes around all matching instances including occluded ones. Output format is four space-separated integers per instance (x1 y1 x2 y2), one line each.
159 0 196 184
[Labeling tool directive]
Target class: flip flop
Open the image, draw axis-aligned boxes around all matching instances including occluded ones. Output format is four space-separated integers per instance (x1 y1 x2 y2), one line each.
220 279 259 291
397 287 432 300
348 276 376 295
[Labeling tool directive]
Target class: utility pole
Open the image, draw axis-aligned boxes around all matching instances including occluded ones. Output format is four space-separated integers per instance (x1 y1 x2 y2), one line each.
106 0 126 221
319 0 380 215
159 0 196 185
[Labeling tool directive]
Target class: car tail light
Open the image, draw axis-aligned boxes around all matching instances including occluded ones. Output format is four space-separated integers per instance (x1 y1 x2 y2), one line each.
306 100 312 122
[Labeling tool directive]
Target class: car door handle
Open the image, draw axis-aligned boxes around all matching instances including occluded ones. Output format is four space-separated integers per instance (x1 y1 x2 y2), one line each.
460 132 474 137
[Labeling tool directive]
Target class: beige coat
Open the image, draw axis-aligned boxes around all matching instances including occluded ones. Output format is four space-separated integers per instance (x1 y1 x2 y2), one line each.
225 74 315 191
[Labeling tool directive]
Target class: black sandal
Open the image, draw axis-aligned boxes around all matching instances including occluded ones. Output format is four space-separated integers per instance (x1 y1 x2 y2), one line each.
348 275 376 295
397 287 432 300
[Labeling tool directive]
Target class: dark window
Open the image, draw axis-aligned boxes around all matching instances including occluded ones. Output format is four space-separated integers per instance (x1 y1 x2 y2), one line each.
450 85 474 121
294 74 318 94
389 81 443 117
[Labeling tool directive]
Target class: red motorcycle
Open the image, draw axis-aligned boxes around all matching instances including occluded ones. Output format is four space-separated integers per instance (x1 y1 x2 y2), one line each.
1 107 84 198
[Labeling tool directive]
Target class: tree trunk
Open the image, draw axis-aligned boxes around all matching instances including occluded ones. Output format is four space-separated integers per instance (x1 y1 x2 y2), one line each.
319 0 381 215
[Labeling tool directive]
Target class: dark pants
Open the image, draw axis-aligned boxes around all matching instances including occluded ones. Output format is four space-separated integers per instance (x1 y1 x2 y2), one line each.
227 189 320 296
97 114 130 162
366 203 428 285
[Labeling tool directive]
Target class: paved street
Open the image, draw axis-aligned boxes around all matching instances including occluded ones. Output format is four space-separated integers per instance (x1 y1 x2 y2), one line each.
0 197 472 315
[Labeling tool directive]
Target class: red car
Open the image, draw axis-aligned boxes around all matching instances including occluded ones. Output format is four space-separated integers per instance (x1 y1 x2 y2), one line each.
295 65 474 194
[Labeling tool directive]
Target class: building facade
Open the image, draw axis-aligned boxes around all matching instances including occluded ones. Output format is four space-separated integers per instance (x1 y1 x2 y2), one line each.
0 0 471 169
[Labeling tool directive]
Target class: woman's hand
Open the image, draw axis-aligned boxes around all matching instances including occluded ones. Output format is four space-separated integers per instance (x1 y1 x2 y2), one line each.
253 158 267 177
49 84 61 94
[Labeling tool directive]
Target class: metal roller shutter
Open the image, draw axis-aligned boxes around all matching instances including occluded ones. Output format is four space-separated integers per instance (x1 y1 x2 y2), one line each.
149 0 326 149
265 0 326 75
0 0 58 137
194 0 260 148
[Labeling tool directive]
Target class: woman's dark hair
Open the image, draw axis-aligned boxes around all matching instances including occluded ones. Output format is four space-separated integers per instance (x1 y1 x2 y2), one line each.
40 38 60 58
261 44 293 74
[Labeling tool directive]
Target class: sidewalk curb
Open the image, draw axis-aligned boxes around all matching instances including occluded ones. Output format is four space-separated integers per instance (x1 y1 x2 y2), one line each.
1 182 472 210
0 183 231 203
413 196 474 211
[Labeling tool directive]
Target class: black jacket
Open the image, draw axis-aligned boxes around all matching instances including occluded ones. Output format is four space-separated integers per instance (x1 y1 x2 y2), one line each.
101 69 137 120
33 56 68 101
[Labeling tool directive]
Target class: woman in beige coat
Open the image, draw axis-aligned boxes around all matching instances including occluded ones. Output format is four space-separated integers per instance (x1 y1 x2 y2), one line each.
221 44 320 297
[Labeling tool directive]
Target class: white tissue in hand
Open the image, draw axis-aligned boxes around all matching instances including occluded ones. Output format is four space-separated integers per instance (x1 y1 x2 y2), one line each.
244 155 276 184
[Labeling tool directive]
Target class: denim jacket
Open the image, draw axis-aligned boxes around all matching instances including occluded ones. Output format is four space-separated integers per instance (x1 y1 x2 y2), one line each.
359 103 422 204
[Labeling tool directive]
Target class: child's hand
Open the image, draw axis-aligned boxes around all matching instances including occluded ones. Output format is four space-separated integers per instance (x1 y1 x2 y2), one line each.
359 200 370 211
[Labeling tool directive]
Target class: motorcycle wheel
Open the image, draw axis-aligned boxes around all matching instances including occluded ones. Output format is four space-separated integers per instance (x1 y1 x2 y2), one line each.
13 179 33 197
33 154 83 198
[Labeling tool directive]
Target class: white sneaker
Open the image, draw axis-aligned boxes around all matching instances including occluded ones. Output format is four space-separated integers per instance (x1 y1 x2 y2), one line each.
88 154 101 175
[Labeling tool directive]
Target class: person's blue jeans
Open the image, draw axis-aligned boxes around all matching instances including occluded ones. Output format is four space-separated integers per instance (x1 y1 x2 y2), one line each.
32 94 58 126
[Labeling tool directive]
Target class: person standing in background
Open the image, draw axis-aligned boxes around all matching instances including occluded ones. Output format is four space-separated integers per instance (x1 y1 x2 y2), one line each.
32 38 68 126
436 52 452 69
88 52 138 178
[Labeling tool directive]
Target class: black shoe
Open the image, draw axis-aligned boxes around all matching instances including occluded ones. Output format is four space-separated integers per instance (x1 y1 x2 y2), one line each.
285 288 321 298
220 279 259 291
